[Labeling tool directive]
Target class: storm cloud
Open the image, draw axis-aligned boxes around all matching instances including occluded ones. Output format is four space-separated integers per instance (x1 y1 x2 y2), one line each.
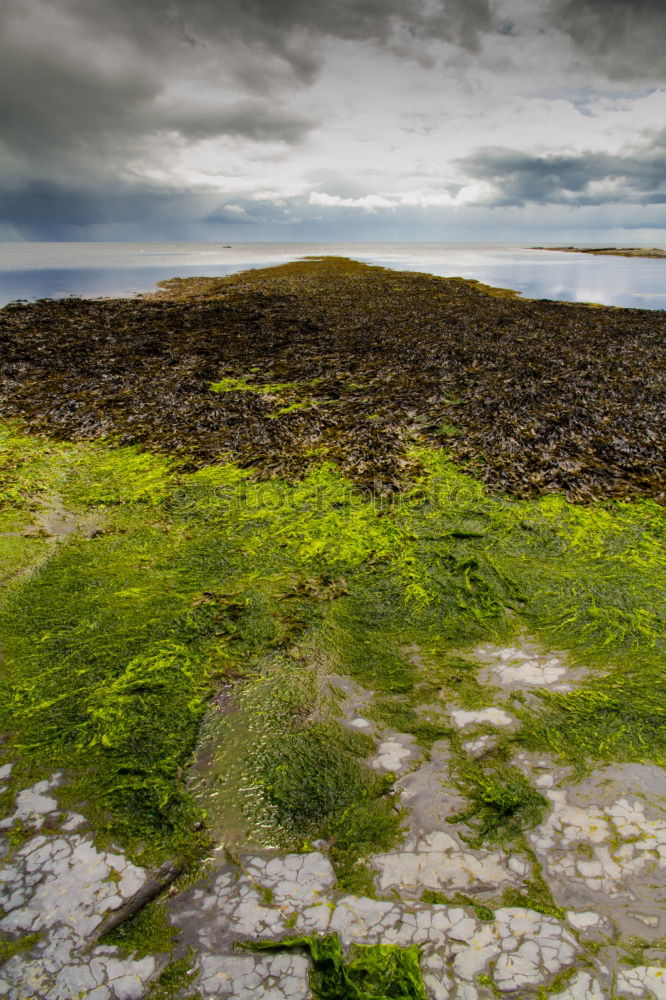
4 0 490 175
54 0 499 71
457 129 666 207
2 0 666 240
550 0 666 81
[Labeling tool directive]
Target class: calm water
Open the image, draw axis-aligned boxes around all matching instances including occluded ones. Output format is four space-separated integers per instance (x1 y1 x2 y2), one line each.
1 242 665 310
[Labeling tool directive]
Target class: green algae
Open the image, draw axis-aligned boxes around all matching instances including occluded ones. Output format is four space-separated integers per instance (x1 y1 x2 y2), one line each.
448 750 548 846
190 656 402 888
618 935 666 967
0 420 664 873
144 950 201 1000
420 890 495 922
0 932 41 966
104 900 176 958
210 376 302 395
367 699 451 751
367 652 493 746
1 262 664 996
499 860 566 921
242 932 428 1000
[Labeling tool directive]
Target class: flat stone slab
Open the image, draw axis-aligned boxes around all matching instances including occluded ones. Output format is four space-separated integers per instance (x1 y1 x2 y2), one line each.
616 966 666 999
371 829 529 896
394 739 469 837
0 774 164 1000
529 763 666 937
197 952 311 1000
370 736 420 772
449 707 516 729
5 635 666 999
551 970 604 999
473 641 588 694
169 850 586 998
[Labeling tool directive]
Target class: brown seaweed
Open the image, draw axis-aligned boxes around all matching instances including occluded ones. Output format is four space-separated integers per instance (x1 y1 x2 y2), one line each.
0 257 664 500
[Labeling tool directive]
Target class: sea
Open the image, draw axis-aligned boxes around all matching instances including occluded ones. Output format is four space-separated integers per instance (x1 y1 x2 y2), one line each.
0 242 665 310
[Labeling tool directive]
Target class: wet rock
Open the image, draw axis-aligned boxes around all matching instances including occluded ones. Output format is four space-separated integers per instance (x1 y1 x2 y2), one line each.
474 641 588 694
449 707 515 729
616 966 666 999
529 764 666 937
0 775 167 999
2 257 663 500
370 736 419 772
170 852 582 999
372 830 529 897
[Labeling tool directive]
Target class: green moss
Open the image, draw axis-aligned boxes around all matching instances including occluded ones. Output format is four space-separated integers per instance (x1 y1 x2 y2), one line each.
0 526 211 861
209 376 299 395
104 901 176 958
425 654 493 710
476 972 500 996
436 423 461 438
420 890 494 922
3 818 36 851
450 756 547 846
617 935 666 967
367 699 450 750
534 965 584 999
0 932 41 965
326 796 404 894
242 932 428 1000
332 860 378 898
210 376 330 422
144 950 201 1000
254 721 377 826
499 851 565 920
517 665 666 770
327 599 419 695
194 657 403 881
61 446 173 508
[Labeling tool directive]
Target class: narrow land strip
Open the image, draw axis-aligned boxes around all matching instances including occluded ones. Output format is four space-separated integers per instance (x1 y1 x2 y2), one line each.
0 259 664 999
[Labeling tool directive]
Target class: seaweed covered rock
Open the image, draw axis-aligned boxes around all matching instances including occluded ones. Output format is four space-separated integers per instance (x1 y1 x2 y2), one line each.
1 257 663 500
243 932 428 1000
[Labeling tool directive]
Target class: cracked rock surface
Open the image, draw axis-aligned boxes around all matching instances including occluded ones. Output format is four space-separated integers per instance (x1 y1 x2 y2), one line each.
164 643 666 998
3 640 666 998
371 829 529 897
169 851 581 998
0 774 163 1000
474 642 588 695
529 763 666 937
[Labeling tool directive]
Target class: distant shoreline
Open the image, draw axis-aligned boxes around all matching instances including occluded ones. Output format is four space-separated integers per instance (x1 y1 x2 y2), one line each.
533 246 666 259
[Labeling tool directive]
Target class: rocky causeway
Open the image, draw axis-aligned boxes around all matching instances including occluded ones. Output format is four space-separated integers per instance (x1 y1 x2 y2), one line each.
0 259 664 998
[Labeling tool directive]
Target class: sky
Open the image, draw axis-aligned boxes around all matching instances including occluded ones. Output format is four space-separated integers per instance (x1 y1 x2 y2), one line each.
2 0 666 242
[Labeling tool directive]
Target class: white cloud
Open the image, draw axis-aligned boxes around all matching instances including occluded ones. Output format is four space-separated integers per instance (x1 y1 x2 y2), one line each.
2 0 666 238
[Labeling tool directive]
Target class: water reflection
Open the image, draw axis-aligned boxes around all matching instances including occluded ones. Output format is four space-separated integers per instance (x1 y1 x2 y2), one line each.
353 246 666 309
0 264 273 306
0 243 664 310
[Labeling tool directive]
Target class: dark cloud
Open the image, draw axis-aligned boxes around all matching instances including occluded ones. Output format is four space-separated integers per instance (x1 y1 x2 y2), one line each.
168 102 313 144
0 0 497 190
67 0 498 70
0 0 500 234
550 0 666 80
457 130 666 206
2 0 664 241
0 43 156 167
0 13 313 160
0 182 205 232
